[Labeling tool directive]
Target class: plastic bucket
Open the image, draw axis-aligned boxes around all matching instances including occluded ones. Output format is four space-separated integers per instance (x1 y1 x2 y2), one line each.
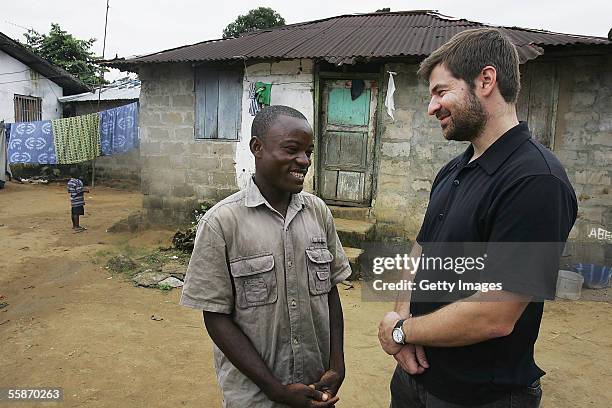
556 270 584 300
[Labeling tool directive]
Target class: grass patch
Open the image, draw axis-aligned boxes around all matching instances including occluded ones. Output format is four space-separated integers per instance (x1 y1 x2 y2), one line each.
158 283 173 292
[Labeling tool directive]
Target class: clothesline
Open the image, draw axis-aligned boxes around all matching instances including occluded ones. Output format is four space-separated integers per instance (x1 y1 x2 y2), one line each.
6 101 138 165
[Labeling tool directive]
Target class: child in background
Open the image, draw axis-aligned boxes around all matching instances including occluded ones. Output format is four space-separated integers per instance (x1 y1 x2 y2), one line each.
67 168 89 232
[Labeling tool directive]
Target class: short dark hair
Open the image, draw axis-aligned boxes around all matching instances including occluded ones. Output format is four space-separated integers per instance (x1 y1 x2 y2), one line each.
251 105 307 138
417 28 521 103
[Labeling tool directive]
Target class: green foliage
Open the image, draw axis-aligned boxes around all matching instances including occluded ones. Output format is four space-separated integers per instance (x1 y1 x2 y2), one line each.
222 7 285 38
172 202 213 252
22 23 107 87
158 283 173 291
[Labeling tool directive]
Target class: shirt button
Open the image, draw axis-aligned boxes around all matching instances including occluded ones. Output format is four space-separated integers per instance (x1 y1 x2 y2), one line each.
293 338 299 344
453 179 460 186
291 299 297 307
288 260 293 267
438 213 444 220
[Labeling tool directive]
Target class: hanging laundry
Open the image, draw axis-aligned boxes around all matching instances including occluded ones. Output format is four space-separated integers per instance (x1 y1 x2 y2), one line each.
52 113 100 164
255 82 272 106
99 102 139 155
248 82 262 116
351 79 365 100
1 122 10 186
385 71 397 120
7 120 57 164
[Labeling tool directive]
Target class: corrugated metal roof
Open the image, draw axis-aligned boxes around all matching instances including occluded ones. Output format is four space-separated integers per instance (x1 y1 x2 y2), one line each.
58 78 140 102
106 11 611 67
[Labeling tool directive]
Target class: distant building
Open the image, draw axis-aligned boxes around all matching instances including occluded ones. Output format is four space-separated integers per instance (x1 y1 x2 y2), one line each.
0 31 89 123
58 77 140 116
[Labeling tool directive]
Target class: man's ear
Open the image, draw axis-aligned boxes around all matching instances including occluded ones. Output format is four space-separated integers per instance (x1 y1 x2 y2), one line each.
475 65 497 97
250 136 263 158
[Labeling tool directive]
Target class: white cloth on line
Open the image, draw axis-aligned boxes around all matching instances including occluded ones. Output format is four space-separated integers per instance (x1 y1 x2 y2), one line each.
385 71 397 120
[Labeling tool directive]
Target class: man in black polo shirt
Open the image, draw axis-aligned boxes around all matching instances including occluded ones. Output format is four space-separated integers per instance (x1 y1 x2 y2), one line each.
377 28 577 407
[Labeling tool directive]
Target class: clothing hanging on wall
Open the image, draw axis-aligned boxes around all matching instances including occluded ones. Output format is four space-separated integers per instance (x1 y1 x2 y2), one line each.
351 79 365 100
248 82 262 116
385 71 397 120
255 82 272 105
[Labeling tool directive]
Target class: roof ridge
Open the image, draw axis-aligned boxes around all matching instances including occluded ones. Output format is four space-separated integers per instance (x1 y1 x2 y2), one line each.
237 10 464 36
496 25 609 41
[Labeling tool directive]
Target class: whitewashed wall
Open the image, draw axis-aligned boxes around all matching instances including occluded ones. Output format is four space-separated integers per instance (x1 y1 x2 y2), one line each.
235 59 316 191
0 50 63 123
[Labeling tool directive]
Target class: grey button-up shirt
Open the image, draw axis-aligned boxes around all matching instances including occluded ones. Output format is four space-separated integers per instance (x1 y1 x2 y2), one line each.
180 178 351 408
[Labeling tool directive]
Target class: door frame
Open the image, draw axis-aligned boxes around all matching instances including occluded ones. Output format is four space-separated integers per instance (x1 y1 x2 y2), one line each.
313 70 383 207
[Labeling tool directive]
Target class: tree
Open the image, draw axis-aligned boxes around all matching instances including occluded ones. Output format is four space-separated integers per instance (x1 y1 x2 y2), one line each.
222 7 286 38
22 23 106 87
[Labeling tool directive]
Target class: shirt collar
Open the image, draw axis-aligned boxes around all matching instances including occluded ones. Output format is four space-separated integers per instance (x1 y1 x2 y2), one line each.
461 122 532 176
244 177 305 211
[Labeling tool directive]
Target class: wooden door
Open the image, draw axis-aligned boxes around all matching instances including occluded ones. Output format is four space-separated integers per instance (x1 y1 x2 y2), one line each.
516 62 559 148
319 80 377 205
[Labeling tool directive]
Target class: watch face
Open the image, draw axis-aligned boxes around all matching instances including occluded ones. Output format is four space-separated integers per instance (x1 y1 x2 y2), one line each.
392 328 403 344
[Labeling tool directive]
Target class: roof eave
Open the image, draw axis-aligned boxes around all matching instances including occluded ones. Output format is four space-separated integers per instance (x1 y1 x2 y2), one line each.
0 32 91 95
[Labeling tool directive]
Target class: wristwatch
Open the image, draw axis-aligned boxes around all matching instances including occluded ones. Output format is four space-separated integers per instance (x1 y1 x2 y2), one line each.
392 319 406 345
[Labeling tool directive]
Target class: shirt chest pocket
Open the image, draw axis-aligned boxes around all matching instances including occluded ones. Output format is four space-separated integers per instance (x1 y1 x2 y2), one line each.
306 248 333 295
230 254 278 309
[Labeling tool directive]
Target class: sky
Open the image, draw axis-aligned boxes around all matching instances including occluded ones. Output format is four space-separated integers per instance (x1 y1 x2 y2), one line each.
2 0 611 81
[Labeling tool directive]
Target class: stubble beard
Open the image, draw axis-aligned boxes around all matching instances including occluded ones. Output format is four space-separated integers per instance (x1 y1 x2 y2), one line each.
443 90 488 142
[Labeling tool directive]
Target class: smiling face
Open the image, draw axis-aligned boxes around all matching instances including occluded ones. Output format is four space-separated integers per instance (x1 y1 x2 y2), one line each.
251 115 314 196
427 64 488 142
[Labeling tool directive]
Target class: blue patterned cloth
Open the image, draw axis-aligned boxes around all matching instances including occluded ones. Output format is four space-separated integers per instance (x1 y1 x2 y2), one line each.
99 102 138 155
7 120 57 164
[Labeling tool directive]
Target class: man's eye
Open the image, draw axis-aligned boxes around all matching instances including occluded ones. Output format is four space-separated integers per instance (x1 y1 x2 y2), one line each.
285 147 298 153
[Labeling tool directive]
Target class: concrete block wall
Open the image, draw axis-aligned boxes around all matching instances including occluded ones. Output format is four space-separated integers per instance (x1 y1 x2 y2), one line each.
93 150 141 184
553 55 612 264
138 63 238 226
373 63 467 238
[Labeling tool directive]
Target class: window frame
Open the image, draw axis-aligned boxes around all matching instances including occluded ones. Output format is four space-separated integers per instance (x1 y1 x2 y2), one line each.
194 67 243 141
14 94 43 122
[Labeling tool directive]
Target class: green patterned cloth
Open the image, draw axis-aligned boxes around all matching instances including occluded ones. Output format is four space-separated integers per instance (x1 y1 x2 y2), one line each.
52 113 101 164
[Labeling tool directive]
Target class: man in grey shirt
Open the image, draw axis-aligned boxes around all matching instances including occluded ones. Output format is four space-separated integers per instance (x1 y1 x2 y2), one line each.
181 105 351 407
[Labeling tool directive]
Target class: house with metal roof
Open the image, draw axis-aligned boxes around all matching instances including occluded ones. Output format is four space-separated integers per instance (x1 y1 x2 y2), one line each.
108 10 611 257
0 31 89 123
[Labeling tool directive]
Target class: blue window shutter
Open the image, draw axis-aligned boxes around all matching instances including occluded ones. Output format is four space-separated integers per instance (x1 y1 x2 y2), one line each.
218 71 242 140
195 68 242 139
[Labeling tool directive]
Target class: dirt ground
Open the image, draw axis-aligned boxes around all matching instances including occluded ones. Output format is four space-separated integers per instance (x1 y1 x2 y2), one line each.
1 183 610 408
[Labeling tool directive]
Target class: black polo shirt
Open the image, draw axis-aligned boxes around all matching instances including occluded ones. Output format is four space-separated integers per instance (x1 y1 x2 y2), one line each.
410 122 577 405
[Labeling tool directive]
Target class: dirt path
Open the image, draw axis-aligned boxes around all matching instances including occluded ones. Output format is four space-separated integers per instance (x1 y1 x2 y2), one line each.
1 183 610 407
